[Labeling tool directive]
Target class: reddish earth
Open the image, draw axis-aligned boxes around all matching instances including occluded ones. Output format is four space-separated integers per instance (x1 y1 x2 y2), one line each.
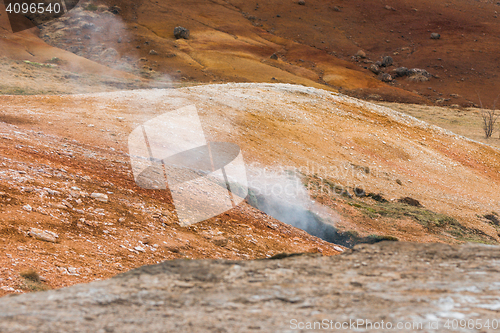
1 0 500 298
1 0 498 105
0 111 343 297
1 83 500 297
5 0 500 106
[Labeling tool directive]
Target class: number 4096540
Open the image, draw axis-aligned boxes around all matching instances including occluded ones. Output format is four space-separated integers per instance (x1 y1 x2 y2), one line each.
445 319 499 330
5 2 62 14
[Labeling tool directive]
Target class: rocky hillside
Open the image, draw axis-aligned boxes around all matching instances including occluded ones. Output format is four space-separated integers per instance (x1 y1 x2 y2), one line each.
5 0 500 106
1 83 499 297
1 241 499 332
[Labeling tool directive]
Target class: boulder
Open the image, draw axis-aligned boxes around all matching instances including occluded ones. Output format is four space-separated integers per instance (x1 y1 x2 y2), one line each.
369 64 381 74
379 73 393 82
430 33 441 39
381 55 393 67
398 197 423 207
392 67 409 77
174 26 190 39
355 50 366 58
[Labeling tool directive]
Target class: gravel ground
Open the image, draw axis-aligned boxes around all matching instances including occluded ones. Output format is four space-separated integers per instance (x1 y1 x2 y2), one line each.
1 241 500 332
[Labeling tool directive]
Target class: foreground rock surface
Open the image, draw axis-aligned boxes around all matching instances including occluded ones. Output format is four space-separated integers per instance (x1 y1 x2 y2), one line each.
1 241 499 332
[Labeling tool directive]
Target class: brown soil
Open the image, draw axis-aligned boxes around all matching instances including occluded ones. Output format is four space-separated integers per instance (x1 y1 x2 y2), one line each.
2 0 500 300
2 0 498 105
1 83 500 297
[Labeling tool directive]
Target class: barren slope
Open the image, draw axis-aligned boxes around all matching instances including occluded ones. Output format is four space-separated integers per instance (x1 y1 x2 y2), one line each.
1 83 500 297
15 0 500 107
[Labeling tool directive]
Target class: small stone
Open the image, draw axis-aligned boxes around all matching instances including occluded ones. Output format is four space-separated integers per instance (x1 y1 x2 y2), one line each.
379 73 393 82
431 33 441 39
355 50 366 58
149 50 158 55
298 0 305 5
118 217 126 223
91 193 108 202
270 53 278 60
174 26 190 39
134 246 146 253
398 197 423 207
22 204 32 212
28 228 58 243
369 64 381 74
62 200 73 209
381 55 393 67
392 67 409 77
44 188 61 196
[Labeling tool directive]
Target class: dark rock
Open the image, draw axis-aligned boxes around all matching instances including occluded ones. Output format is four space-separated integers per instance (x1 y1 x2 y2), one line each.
392 67 409 77
381 56 393 67
174 26 190 39
270 53 278 60
484 214 500 226
367 193 388 203
379 73 393 82
109 5 121 14
398 197 423 207
369 64 381 74
298 0 306 5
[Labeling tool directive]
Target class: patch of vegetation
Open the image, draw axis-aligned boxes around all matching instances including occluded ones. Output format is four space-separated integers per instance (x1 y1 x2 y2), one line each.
348 200 498 244
46 57 63 65
84 3 98 11
19 269 49 292
23 60 56 68
349 200 460 228
1 87 29 95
